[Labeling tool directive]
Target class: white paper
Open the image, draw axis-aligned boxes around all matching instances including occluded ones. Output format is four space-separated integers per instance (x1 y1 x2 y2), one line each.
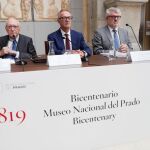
130 51 150 62
47 54 81 69
0 59 15 72
101 50 127 58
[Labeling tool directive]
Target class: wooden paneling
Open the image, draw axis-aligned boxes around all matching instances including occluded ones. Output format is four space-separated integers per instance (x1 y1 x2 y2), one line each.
144 0 150 49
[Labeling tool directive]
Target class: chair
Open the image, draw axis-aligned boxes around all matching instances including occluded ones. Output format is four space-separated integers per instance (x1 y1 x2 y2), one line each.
44 41 49 55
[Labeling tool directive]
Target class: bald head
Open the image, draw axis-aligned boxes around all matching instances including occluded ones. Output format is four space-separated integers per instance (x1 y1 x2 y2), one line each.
6 17 20 27
5 17 20 38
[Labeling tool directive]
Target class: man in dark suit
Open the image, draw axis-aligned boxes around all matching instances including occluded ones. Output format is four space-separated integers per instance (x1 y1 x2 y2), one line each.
92 7 132 55
47 9 92 59
0 17 37 59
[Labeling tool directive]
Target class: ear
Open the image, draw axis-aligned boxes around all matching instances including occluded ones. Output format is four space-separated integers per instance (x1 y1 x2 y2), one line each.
106 16 109 20
57 18 59 23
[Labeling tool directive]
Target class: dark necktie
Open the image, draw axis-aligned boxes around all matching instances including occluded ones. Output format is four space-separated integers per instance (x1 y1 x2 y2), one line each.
112 29 120 50
64 33 70 50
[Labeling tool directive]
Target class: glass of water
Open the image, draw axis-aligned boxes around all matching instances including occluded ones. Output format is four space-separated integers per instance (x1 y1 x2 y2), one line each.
109 49 116 61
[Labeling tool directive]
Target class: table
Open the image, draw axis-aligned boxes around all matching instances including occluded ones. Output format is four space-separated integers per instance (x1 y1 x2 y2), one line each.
11 55 130 72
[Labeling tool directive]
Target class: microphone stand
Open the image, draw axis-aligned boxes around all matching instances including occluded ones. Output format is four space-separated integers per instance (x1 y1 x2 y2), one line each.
126 24 142 51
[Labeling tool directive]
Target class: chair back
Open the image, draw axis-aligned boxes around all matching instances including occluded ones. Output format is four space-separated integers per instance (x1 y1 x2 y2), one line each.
44 41 49 55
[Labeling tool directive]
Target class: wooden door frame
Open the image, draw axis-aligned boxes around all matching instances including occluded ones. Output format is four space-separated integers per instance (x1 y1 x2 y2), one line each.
82 0 90 42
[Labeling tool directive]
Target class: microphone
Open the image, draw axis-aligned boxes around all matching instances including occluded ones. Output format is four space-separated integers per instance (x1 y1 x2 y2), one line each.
126 24 142 51
62 36 72 43
13 35 27 66
62 36 72 44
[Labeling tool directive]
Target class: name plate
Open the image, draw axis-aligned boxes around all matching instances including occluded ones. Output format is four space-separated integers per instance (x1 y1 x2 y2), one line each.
130 50 150 62
47 54 81 69
0 59 14 73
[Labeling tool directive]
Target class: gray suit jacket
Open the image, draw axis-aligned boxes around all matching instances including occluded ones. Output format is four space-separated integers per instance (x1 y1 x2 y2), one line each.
0 34 37 59
92 26 133 54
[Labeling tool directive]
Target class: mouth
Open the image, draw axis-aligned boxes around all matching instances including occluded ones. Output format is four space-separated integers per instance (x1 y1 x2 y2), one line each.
65 22 71 25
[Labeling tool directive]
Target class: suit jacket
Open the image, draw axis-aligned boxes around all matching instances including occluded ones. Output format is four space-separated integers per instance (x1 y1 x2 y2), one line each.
92 26 133 54
47 29 92 56
0 34 37 59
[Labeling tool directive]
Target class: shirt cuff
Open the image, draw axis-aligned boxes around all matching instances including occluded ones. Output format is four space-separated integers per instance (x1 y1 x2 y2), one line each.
83 51 88 57
15 51 19 58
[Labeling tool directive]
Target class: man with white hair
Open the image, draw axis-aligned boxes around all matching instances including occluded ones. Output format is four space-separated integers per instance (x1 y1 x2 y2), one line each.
0 17 37 59
92 7 132 54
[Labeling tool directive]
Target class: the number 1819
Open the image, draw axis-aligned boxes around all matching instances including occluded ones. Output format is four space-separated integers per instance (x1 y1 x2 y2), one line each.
0 108 26 125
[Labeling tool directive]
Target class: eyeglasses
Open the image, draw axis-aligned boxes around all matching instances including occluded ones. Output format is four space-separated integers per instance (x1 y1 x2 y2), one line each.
6 25 19 30
59 16 73 20
108 16 121 19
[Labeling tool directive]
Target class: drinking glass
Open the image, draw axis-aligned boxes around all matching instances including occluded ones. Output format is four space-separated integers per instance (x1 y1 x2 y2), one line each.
48 41 55 55
109 49 116 61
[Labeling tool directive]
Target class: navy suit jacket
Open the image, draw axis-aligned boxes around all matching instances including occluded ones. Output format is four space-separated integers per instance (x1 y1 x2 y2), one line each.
0 34 37 59
47 29 92 56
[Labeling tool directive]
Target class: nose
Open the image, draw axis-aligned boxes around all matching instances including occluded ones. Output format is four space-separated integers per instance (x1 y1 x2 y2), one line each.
114 17 118 22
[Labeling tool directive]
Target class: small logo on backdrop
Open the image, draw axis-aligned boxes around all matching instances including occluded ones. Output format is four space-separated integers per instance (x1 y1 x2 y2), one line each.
0 107 26 125
5 83 27 90
4 82 35 92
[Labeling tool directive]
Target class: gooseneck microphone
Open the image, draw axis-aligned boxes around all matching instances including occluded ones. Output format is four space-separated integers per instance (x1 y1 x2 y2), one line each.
13 35 27 66
62 36 72 45
126 24 142 51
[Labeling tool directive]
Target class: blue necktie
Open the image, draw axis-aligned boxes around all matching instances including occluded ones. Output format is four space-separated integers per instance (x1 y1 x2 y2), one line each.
112 29 120 50
5 40 17 59
12 40 17 51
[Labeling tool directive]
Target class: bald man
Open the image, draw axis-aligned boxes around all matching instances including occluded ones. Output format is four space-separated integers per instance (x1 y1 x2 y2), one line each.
0 17 37 59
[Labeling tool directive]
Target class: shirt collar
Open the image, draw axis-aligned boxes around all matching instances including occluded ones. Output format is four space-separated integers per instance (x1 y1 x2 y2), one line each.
108 26 119 32
60 29 71 37
9 35 19 42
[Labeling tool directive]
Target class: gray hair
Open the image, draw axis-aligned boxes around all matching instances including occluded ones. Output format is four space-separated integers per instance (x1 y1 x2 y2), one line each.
57 9 71 18
105 7 121 18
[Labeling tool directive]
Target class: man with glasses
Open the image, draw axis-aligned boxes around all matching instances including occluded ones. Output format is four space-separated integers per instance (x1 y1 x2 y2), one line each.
0 17 37 59
47 9 92 60
92 7 132 54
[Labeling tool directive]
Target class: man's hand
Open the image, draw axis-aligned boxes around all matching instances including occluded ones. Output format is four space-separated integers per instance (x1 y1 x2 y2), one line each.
71 50 84 58
0 47 17 56
119 43 128 53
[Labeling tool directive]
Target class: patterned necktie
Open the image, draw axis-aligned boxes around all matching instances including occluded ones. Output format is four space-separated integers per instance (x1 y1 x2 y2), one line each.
64 33 70 50
112 29 120 50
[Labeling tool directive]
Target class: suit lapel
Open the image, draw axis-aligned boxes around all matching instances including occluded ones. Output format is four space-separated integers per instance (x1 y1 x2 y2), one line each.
105 26 113 44
70 30 75 49
16 34 21 52
118 28 124 43
2 36 9 47
57 29 65 49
